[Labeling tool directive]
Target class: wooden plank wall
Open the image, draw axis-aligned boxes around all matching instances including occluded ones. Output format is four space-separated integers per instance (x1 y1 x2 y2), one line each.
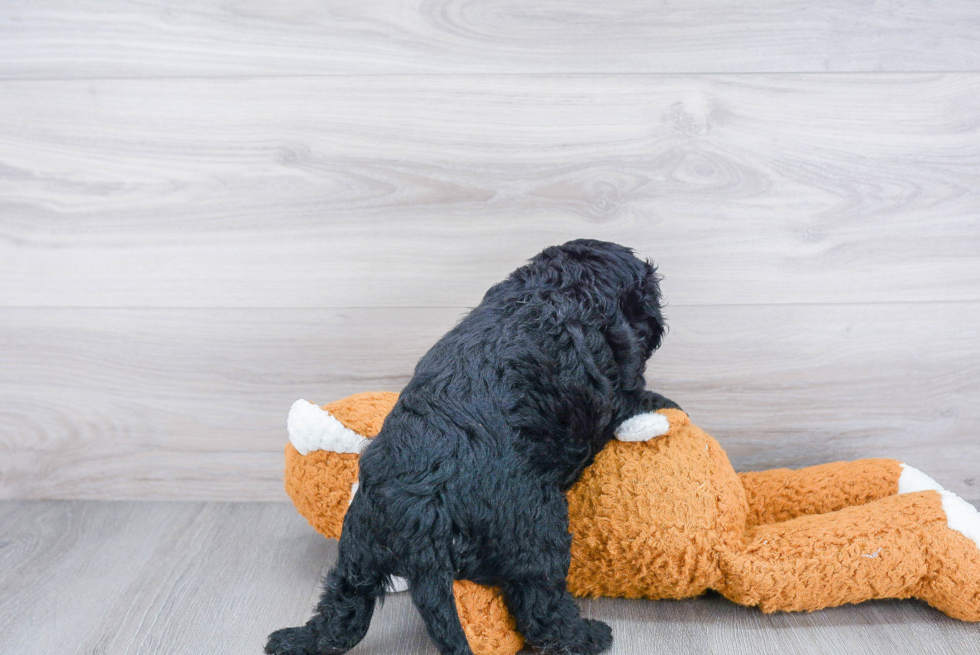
1 1 978 500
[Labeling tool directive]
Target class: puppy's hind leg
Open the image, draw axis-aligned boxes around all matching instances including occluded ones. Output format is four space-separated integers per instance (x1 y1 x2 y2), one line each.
265 540 383 655
502 577 611 655
409 567 474 655
498 493 612 655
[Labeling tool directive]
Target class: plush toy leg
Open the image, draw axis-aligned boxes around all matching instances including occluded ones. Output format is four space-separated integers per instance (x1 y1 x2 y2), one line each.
718 490 980 620
451 576 613 655
453 582 524 655
893 465 980 621
738 459 903 528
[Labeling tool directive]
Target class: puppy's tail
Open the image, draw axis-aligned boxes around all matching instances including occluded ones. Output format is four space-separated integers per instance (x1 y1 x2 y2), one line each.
266 526 387 654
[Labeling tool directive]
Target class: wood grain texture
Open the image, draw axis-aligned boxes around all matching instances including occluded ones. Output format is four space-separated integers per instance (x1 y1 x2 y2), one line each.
2 1 980 78
2 303 977 501
2 74 978 308
0 501 329 655
2 500 979 655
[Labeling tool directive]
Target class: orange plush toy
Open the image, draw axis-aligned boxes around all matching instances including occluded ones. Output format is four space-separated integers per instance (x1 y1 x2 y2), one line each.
284 392 980 655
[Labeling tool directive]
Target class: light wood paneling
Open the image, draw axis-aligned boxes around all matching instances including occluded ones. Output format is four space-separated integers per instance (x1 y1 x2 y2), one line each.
2 75 978 308
0 307 454 501
2 303 977 501
1 1 980 78
1 500 978 655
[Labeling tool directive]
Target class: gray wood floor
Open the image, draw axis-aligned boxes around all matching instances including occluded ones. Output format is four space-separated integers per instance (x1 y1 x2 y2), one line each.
2 500 979 655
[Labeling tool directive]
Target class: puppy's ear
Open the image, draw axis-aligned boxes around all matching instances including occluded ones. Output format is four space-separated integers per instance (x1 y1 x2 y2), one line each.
621 262 667 355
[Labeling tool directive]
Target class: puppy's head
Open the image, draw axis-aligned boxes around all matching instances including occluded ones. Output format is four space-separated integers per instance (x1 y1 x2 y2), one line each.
521 239 667 358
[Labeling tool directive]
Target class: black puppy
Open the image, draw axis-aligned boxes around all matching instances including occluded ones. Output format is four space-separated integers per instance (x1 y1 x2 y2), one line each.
266 239 678 655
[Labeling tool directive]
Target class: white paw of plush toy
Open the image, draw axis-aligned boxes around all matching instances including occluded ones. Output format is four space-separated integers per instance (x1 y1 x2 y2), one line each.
614 412 670 442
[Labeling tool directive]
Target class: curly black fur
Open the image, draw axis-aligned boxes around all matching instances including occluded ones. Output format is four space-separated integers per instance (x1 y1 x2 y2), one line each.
266 239 678 655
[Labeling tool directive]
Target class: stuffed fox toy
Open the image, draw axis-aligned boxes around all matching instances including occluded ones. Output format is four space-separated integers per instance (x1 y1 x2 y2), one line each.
284 392 980 655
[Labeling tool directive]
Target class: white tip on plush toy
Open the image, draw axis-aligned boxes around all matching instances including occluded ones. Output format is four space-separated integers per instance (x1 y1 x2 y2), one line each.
615 412 671 442
898 464 945 494
386 576 410 593
287 399 371 456
899 464 980 550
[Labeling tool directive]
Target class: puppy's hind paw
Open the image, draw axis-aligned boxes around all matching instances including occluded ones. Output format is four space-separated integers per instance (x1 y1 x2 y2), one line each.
578 618 613 654
265 625 342 655
541 618 613 655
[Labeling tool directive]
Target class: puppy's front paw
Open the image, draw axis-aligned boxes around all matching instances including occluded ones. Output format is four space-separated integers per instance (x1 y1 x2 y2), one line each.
264 625 320 655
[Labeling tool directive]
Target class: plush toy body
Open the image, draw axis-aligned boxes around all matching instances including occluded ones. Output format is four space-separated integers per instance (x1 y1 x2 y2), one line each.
284 392 980 655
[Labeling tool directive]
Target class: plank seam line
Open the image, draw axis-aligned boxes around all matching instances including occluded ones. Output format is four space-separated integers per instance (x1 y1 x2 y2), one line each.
1 71 979 83
2 299 980 311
